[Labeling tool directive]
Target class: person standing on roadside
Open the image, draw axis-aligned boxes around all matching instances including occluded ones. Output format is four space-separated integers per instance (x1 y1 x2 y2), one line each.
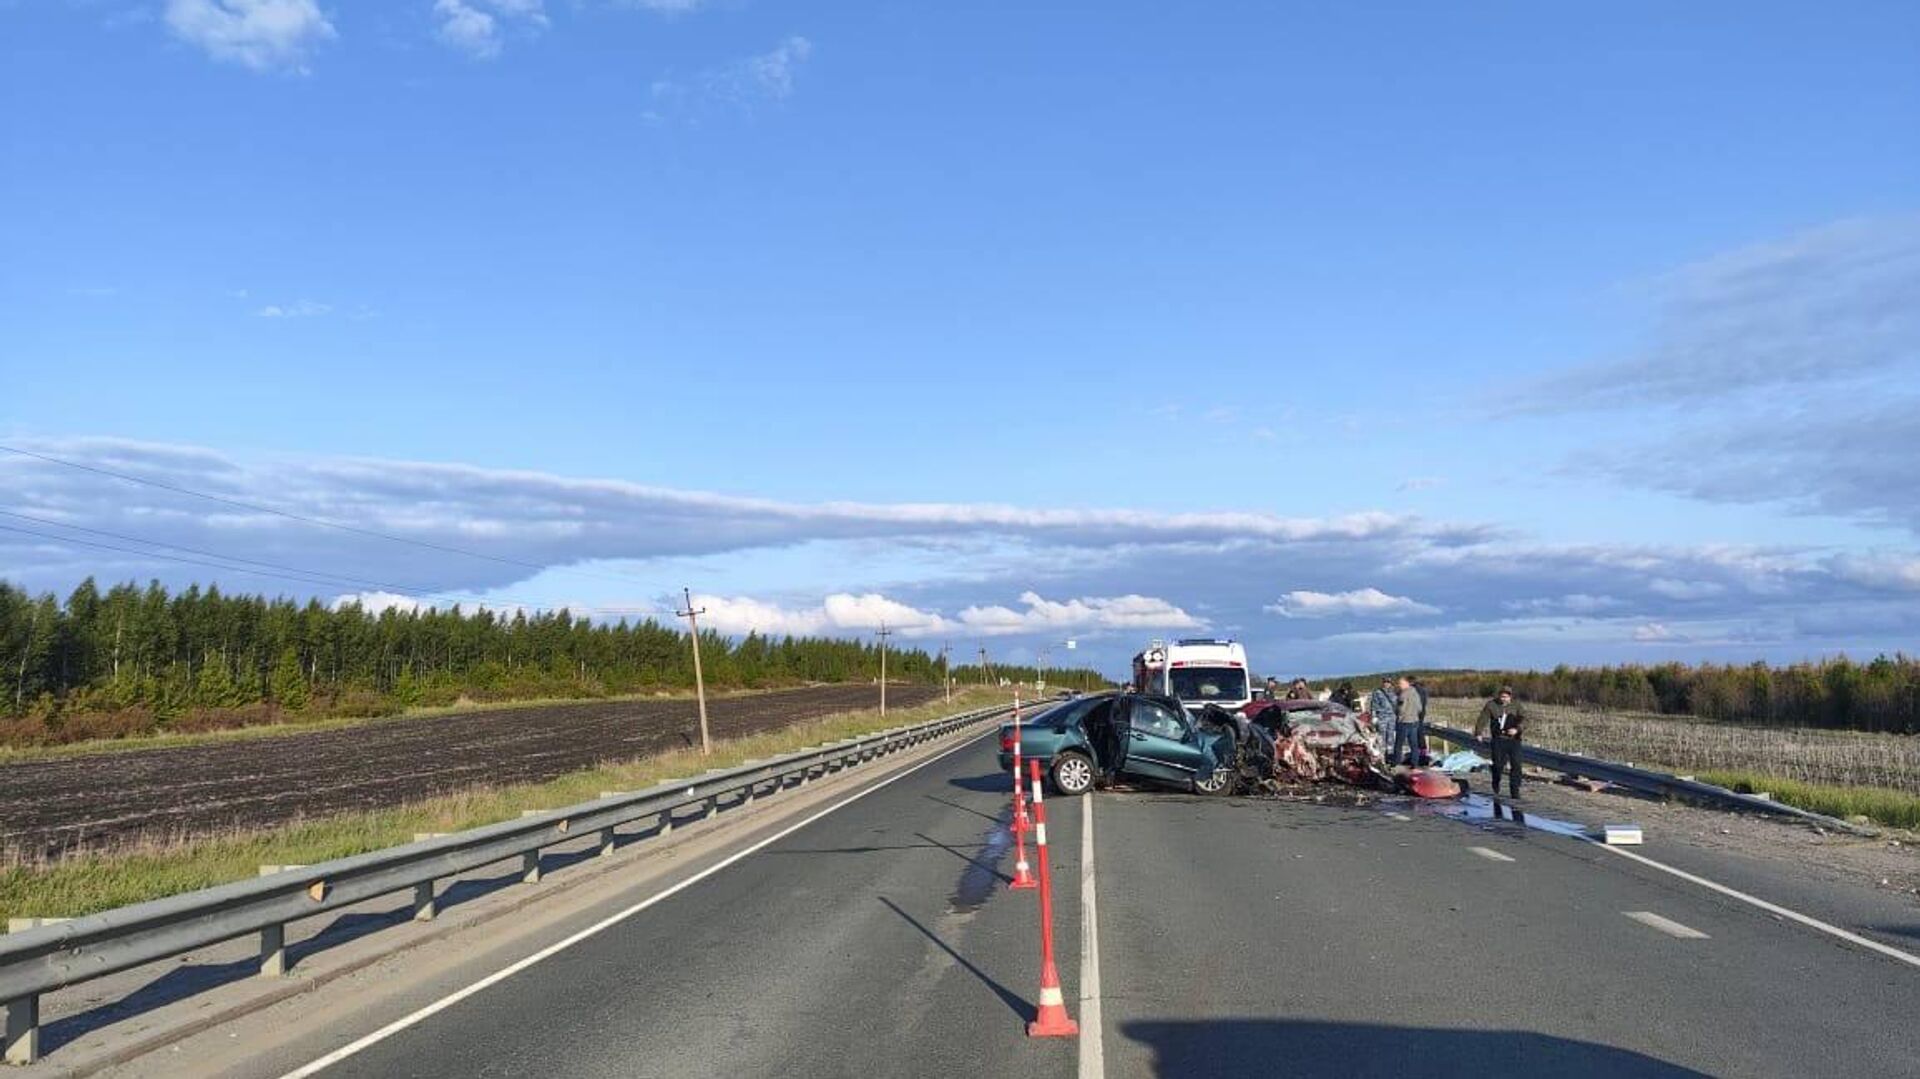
1473 685 1528 799
1264 676 1282 701
1368 677 1398 761
1286 677 1314 700
1394 674 1426 767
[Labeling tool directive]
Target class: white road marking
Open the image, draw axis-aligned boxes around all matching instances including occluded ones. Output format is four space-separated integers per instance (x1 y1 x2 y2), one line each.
1584 838 1920 970
277 728 996 1078
1625 911 1710 939
1078 793 1104 1079
1386 812 1412 821
1469 846 1515 862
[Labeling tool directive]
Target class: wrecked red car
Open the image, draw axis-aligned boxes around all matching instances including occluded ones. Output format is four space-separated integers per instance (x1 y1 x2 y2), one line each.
1200 699 1465 798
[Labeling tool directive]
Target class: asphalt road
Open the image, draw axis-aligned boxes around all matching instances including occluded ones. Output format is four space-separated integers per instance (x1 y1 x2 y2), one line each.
244 735 1918 1079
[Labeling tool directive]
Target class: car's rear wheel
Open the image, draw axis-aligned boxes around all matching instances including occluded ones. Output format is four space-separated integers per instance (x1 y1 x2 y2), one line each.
1051 751 1095 796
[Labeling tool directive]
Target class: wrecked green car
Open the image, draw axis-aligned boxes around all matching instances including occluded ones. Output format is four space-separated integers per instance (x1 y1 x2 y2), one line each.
997 692 1238 796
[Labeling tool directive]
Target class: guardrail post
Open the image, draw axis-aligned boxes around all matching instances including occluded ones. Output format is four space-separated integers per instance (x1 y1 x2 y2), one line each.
658 809 675 835
598 826 617 857
704 795 719 817
4 995 37 1065
259 923 288 977
413 880 438 922
522 850 542 884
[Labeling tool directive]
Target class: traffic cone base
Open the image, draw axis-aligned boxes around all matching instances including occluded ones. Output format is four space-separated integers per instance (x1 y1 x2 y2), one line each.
1027 967 1079 1037
1010 856 1038 889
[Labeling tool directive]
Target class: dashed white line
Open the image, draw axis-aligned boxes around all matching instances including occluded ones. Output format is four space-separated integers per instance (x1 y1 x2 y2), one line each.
1469 846 1515 862
1625 911 1710 939
1078 792 1104 1079
1385 811 1412 822
276 729 995 1078
1585 838 1920 970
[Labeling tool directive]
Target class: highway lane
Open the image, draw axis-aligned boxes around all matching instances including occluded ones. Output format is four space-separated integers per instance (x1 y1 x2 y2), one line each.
224 736 1917 1079
1095 791 1920 1077
267 732 1084 1079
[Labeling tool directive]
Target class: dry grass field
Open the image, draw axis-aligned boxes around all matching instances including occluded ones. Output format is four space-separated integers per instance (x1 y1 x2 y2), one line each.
1427 697 1920 828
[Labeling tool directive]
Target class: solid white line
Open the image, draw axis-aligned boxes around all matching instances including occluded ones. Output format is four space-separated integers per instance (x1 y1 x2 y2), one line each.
277 728 995 1078
1625 911 1710 939
1078 793 1104 1079
1585 838 1920 970
1469 846 1515 863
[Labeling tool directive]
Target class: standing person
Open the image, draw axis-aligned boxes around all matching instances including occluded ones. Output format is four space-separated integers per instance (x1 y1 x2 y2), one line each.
1264 676 1282 701
1286 677 1313 700
1368 677 1398 760
1394 675 1426 767
1472 686 1529 799
1333 680 1360 710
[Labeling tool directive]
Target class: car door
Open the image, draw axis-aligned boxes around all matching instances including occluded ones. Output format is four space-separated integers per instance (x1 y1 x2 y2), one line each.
1118 698 1199 783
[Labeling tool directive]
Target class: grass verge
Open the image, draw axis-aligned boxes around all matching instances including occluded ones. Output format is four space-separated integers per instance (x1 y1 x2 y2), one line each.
0 688 1012 924
1696 770 1920 831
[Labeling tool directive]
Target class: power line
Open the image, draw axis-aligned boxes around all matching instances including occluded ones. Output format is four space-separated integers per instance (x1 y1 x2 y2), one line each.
0 444 665 592
0 519 646 621
0 509 520 607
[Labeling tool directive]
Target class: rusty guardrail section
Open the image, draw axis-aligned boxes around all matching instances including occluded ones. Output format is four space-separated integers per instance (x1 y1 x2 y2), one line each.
1426 723 1876 837
0 702 1015 1064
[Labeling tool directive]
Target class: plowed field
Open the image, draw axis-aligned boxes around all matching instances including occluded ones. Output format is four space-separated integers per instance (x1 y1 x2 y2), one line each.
0 684 940 858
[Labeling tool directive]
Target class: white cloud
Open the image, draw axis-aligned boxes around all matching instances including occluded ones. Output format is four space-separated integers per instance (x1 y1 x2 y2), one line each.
1633 622 1679 642
648 36 814 122
1266 588 1441 619
1828 553 1920 592
433 0 547 60
1397 477 1446 492
1504 593 1624 615
1505 215 1920 413
687 590 1201 641
1647 577 1727 600
165 0 336 73
954 592 1203 637
256 299 332 318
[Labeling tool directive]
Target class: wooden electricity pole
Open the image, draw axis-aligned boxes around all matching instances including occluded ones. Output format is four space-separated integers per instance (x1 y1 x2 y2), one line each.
876 623 894 716
940 641 951 703
677 588 712 756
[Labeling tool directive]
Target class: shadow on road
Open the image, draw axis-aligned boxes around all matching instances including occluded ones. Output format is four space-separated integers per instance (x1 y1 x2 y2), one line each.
877 896 1029 1020
924 793 1005 824
1119 1019 1710 1078
949 773 1015 794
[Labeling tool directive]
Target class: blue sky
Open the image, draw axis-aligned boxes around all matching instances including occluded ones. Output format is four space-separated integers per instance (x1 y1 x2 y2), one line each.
4 0 1918 677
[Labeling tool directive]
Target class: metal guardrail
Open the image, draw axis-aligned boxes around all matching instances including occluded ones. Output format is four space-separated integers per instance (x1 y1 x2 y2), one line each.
1427 724 1876 837
0 702 1014 1064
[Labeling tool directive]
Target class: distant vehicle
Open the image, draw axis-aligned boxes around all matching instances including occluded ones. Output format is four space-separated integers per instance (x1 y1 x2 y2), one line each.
998 692 1236 796
1129 638 1254 714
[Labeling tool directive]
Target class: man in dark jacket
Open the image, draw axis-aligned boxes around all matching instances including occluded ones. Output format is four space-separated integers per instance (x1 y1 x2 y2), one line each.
1472 686 1528 799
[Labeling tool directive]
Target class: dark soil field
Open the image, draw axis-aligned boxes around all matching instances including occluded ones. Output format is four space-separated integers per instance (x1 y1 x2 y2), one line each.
0 684 940 859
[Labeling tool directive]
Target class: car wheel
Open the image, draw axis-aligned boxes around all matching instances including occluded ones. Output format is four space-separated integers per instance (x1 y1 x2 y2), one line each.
1051 752 1095 796
1191 768 1234 796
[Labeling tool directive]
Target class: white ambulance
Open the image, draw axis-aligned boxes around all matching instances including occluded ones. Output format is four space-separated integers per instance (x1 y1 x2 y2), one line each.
1130 638 1254 714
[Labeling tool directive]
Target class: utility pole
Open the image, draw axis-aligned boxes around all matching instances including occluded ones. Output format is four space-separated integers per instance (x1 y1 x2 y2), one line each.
978 647 994 686
1036 648 1050 693
940 641 951 703
876 623 894 716
676 588 712 756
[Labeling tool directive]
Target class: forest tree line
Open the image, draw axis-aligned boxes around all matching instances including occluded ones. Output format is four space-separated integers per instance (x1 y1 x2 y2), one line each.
1381 657 1920 733
0 579 1106 746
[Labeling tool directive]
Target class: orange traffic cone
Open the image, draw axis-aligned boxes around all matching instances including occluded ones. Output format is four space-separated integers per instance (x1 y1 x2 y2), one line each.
1025 759 1078 1037
1009 811 1038 890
